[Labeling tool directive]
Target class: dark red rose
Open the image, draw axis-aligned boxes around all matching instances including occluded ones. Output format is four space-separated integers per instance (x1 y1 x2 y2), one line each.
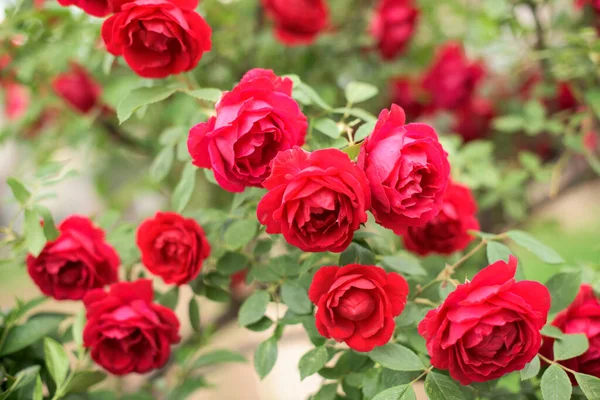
257 147 370 253
419 256 550 385
422 42 485 110
309 264 408 352
390 77 429 120
540 285 600 381
452 97 495 142
403 182 479 256
262 0 329 45
27 215 120 301
188 69 307 192
369 0 419 60
2 81 30 120
102 0 212 79
52 63 102 114
358 104 450 233
57 0 110 17
83 279 181 375
554 81 578 112
136 212 210 285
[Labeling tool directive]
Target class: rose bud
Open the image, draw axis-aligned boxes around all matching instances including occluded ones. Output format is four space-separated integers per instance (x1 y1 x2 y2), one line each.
358 104 450 232
419 256 550 385
136 212 210 285
261 0 329 46
403 182 480 256
540 285 600 382
27 215 120 301
188 68 307 193
52 63 102 114
257 147 370 253
83 279 181 375
309 264 409 352
369 0 419 60
102 0 212 78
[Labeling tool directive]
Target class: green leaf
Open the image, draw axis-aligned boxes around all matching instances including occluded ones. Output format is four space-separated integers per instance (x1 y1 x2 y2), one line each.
314 383 338 400
33 374 43 400
314 118 341 139
381 253 426 276
150 146 175 183
345 82 379 104
332 107 378 122
184 88 222 102
0 314 65 356
281 281 312 315
239 290 270 327
575 372 600 399
117 86 178 124
203 168 218 185
541 364 572 400
247 316 274 332
188 297 201 332
520 356 541 380
339 242 375 266
372 384 416 400
424 372 464 400
216 251 249 275
205 285 231 303
65 370 107 393
368 343 424 371
44 337 70 388
72 308 86 347
0 365 41 400
354 121 376 142
554 333 589 361
224 219 258 249
159 286 179 309
24 209 46 256
546 270 582 313
342 143 362 160
35 205 59 241
172 163 196 213
486 241 513 263
254 338 278 380
7 177 30 204
192 349 246 369
542 325 564 339
299 346 329 380
507 230 564 264
493 115 524 132
297 83 332 110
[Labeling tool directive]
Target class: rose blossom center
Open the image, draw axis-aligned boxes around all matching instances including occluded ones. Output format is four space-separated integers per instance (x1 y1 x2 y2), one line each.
336 288 376 321
155 231 189 263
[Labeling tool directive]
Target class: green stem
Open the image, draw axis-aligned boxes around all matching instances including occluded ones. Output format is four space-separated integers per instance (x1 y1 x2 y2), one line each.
537 353 578 375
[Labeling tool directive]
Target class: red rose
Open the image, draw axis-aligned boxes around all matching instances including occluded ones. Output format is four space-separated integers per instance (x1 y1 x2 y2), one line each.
540 285 600 381
136 212 210 285
390 77 429 121
57 0 110 17
257 147 370 253
403 182 479 256
554 81 578 112
83 279 181 375
102 0 212 79
27 215 120 301
52 63 102 114
309 264 409 352
422 42 485 110
2 81 30 121
584 131 598 153
188 69 307 192
262 0 329 45
358 105 450 232
451 97 495 142
419 256 550 385
369 0 419 60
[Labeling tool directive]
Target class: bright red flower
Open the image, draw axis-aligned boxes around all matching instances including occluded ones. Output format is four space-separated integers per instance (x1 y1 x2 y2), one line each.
3 81 30 120
309 264 409 352
188 69 307 193
57 0 110 17
540 285 600 382
419 256 550 385
422 42 485 110
452 97 495 142
358 105 450 232
83 279 181 375
52 63 102 114
136 212 210 285
403 182 479 256
27 216 120 301
262 0 329 45
102 0 212 79
369 0 419 60
257 147 370 253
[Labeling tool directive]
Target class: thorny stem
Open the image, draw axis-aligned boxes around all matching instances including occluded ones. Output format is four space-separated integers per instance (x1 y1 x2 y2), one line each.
537 353 578 375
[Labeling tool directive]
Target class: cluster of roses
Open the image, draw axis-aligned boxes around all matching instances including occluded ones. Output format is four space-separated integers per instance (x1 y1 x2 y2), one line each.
27 212 210 374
